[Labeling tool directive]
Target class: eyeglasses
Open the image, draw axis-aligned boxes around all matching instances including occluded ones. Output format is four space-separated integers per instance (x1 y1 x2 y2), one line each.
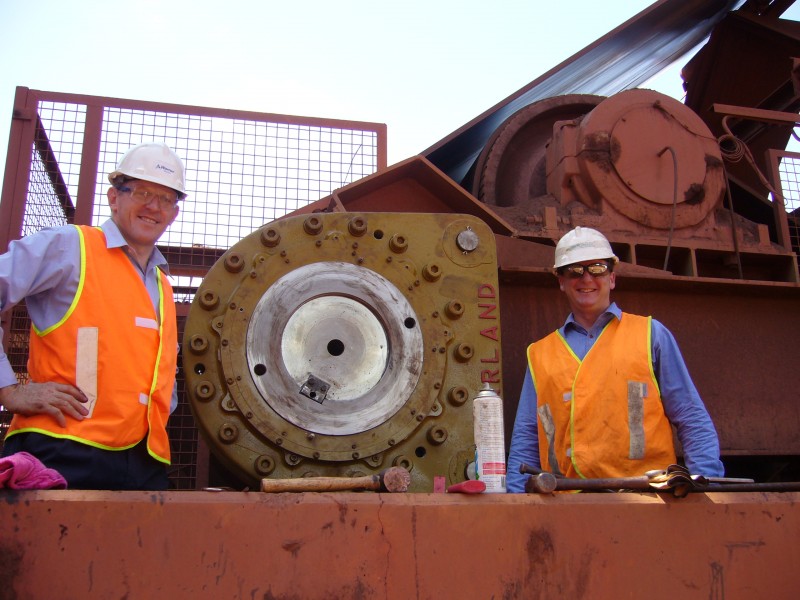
118 186 179 210
560 262 611 278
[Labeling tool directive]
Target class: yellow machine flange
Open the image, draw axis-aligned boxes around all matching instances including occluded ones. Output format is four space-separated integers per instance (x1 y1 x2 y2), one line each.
183 212 502 491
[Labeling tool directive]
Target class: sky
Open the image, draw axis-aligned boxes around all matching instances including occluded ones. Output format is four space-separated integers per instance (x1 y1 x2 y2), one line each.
1 0 799 191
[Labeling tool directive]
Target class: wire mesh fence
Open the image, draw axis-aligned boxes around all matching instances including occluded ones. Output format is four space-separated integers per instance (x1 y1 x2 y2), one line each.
0 88 385 489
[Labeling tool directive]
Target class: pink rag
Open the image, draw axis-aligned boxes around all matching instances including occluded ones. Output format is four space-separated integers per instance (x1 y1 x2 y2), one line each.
0 451 68 489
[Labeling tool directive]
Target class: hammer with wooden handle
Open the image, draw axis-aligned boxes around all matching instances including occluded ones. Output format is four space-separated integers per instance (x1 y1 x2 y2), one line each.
260 466 411 493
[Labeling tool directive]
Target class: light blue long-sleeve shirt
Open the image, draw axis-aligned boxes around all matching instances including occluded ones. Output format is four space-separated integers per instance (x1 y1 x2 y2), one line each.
506 302 724 493
0 220 179 412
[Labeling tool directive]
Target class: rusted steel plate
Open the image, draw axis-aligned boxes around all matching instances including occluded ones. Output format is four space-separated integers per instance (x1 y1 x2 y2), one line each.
423 0 741 185
1 491 799 599
498 275 800 456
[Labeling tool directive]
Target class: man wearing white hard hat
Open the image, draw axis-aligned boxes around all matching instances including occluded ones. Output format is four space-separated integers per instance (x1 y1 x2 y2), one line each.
0 142 186 490
506 227 723 493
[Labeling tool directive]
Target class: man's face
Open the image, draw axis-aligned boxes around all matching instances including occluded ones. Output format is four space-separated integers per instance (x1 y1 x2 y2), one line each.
557 259 616 315
107 180 179 248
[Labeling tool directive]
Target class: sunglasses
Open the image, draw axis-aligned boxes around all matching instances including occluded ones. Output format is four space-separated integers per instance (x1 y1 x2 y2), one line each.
560 262 611 278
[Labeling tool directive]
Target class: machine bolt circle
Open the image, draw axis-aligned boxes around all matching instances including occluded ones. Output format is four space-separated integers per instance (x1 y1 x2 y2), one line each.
260 228 281 247
447 386 469 406
254 454 276 476
195 381 216 401
189 335 209 354
199 290 220 311
427 426 448 445
224 252 245 273
422 263 442 281
445 300 465 319
218 423 239 444
416 414 424 421
454 343 474 362
352 452 360 459
389 234 408 253
348 216 368 236
392 455 413 471
303 216 323 235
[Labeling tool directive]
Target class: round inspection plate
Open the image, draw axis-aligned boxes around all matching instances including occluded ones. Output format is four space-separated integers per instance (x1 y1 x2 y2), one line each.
281 295 388 400
245 261 424 436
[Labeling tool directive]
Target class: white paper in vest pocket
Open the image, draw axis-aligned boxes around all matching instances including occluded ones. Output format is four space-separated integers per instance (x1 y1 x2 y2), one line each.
76 327 99 418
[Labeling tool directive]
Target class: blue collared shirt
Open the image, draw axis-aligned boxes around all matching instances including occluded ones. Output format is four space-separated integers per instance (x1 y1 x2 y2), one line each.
506 302 724 492
0 220 178 412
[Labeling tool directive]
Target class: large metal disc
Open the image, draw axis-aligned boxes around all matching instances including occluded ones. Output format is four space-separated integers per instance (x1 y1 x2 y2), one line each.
246 261 423 436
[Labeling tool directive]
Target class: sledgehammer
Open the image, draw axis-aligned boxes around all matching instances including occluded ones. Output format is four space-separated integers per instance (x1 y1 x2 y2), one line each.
260 466 411 493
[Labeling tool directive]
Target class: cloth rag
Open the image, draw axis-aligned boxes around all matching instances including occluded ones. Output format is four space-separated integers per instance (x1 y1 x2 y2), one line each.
0 451 68 489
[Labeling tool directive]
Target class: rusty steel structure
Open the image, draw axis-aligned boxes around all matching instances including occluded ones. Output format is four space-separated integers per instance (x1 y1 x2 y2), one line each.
3 0 800 598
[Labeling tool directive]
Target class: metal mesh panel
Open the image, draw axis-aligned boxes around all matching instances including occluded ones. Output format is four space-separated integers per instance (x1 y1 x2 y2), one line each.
777 151 800 256
94 110 378 251
0 91 382 489
0 305 32 439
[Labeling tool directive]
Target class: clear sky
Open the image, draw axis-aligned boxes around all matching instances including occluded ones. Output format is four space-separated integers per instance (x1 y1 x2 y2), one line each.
1 0 798 190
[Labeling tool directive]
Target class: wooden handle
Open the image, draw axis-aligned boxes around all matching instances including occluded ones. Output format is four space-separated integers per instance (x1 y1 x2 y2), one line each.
260 475 378 493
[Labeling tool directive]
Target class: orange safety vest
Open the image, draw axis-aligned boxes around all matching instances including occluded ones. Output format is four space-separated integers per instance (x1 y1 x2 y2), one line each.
527 313 676 479
6 225 176 463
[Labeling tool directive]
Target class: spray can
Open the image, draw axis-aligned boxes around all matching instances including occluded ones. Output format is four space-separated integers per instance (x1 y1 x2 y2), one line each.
473 383 507 493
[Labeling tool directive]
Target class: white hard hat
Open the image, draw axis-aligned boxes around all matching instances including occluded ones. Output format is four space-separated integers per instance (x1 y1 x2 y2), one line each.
553 226 618 269
108 142 187 199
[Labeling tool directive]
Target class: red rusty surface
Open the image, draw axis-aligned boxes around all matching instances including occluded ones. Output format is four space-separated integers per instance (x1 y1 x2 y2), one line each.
497 268 800 457
1 491 799 599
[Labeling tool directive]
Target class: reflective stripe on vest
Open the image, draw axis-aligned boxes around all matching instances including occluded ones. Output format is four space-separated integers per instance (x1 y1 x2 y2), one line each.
527 314 676 479
7 225 176 463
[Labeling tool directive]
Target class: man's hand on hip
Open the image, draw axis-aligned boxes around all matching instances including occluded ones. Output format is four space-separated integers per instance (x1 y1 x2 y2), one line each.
0 382 89 427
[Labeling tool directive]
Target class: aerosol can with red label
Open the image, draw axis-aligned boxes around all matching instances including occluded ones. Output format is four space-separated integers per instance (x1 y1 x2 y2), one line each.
473 383 507 493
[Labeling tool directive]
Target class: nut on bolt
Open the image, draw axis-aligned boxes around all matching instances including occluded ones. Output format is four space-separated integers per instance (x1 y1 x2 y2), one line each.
422 263 442 282
199 290 220 311
303 216 323 235
348 216 367 236
447 385 469 406
224 252 244 273
454 343 474 362
260 228 281 247
389 233 408 253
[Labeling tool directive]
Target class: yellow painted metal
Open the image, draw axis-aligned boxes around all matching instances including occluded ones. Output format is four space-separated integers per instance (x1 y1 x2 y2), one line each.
183 212 503 491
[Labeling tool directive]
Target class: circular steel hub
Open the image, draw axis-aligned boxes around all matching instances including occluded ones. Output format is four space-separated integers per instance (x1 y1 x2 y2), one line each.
246 261 423 435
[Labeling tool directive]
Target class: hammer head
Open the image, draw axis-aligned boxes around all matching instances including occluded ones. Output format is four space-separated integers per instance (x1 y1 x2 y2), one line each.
379 466 412 492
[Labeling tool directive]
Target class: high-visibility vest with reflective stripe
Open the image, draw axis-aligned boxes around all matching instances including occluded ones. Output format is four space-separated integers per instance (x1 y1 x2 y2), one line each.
527 313 676 479
6 225 176 463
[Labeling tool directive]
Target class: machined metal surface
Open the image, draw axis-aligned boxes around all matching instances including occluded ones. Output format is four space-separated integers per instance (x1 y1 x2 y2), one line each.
183 212 502 491
247 262 422 435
